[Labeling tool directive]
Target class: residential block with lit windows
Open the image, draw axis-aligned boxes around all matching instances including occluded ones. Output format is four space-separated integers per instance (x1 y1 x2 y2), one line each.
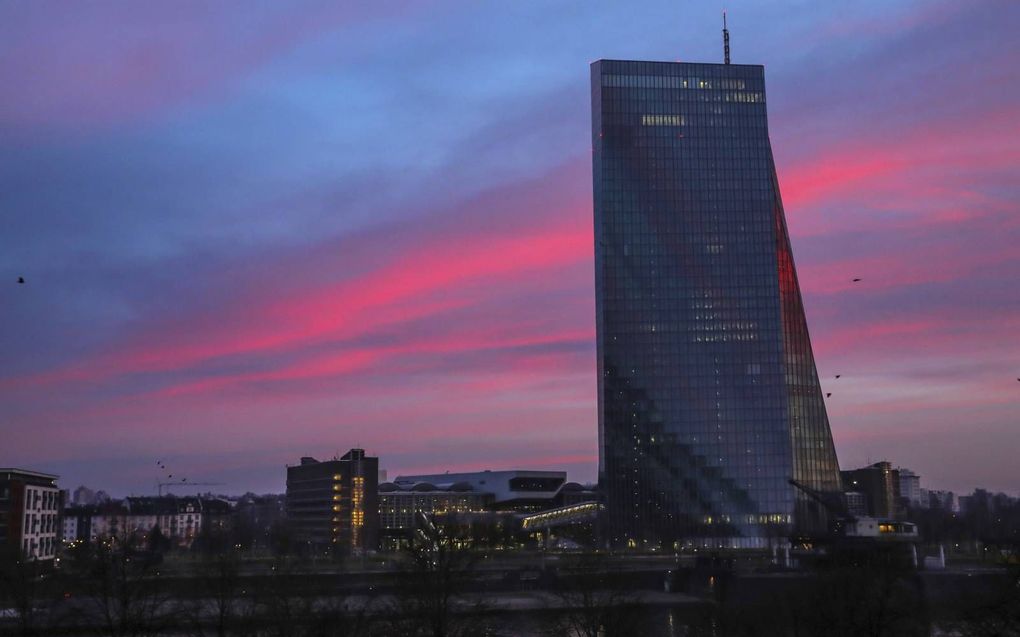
0 468 62 561
286 449 378 553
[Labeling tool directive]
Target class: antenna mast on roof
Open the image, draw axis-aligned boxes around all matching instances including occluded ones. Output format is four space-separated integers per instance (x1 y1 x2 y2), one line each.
723 11 731 64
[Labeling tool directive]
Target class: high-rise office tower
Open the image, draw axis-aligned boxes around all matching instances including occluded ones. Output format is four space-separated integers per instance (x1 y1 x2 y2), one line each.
591 59 841 548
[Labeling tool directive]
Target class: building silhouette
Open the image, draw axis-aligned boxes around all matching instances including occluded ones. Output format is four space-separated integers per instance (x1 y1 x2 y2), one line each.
897 467 923 508
0 468 61 560
842 462 901 519
591 59 841 548
286 449 378 554
393 470 567 512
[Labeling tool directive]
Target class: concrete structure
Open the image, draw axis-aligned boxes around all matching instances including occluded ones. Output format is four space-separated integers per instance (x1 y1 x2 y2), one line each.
897 468 922 508
591 59 841 548
928 489 957 512
381 473 597 551
378 481 493 550
286 449 378 554
844 491 868 518
520 502 602 532
393 470 567 513
842 462 901 519
0 468 61 561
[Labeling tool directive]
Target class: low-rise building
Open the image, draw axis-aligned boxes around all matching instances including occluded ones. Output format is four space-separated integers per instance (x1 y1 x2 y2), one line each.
379 472 599 551
393 470 567 513
76 496 221 549
378 480 493 550
0 468 61 561
89 501 127 541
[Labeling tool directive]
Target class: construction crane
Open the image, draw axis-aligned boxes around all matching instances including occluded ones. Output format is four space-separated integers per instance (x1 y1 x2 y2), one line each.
789 479 848 518
789 479 917 543
154 459 224 496
158 481 224 496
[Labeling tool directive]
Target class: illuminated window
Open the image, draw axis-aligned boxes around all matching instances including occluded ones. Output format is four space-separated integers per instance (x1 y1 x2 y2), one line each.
350 476 365 547
641 114 684 127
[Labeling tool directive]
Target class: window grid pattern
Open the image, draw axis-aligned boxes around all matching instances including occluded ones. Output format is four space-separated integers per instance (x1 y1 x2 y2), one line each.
591 60 839 548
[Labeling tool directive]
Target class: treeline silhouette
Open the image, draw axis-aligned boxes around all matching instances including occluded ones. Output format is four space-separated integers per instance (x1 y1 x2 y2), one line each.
1 531 1018 636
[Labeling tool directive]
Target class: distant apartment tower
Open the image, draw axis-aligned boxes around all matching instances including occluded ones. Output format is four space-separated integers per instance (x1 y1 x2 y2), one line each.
591 59 841 548
841 462 901 519
927 490 957 512
897 468 922 508
0 468 61 560
286 449 378 553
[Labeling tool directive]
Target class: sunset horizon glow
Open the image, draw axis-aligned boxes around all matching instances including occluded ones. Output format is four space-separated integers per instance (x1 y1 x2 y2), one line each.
2 1 1018 497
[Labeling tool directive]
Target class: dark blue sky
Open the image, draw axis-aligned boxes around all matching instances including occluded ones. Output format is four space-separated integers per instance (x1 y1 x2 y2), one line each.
2 0 1018 496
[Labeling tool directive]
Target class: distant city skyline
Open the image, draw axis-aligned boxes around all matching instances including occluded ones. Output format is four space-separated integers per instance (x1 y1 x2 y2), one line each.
2 1 1018 497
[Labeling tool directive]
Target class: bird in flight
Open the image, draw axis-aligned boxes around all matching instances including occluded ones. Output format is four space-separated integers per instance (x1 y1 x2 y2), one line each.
826 392 832 398
17 277 25 284
852 278 862 283
835 374 841 379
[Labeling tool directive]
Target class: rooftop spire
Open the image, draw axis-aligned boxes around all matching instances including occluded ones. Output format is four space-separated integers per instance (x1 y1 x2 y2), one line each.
723 11 730 64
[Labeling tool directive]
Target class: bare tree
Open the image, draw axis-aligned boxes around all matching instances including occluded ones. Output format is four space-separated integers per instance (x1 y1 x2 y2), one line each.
252 557 311 637
545 552 649 637
303 594 373 637
954 547 1020 637
0 546 60 636
65 537 177 637
184 548 258 637
382 514 491 637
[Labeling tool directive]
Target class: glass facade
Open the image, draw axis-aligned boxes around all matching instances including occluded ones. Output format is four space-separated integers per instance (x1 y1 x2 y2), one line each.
591 60 840 549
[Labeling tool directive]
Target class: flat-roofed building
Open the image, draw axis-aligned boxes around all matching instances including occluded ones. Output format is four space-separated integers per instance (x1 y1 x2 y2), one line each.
286 449 378 554
0 468 61 561
842 462 901 519
378 481 493 550
897 468 922 508
393 470 566 513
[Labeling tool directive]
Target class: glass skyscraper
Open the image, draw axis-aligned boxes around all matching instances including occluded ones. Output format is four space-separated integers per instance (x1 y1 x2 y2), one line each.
591 59 841 549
